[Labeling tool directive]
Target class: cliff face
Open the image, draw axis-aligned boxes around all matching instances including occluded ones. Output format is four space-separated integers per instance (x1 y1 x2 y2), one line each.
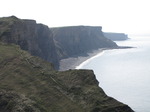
0 16 119 69
0 16 59 68
0 43 134 112
104 32 129 41
52 26 118 59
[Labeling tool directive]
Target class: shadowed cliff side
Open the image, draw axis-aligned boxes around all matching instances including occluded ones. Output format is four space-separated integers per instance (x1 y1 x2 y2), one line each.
52 26 118 59
0 16 119 69
0 16 59 68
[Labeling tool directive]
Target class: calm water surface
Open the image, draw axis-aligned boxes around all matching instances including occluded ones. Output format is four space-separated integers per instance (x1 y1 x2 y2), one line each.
76 36 150 112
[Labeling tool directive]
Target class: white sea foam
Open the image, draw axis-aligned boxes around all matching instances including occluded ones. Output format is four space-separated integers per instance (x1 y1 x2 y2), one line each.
75 50 105 69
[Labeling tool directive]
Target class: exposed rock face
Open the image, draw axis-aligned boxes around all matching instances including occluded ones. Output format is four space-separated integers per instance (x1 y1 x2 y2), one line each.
0 16 59 68
52 26 118 59
104 32 129 41
0 16 119 69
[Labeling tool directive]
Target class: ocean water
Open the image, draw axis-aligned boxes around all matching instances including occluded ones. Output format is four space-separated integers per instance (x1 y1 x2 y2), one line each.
76 36 150 112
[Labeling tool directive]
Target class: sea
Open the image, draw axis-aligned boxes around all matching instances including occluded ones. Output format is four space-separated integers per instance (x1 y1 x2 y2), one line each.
76 36 150 112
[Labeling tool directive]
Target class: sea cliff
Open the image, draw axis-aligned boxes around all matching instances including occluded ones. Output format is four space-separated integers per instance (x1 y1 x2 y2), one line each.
0 16 59 68
52 26 118 60
0 16 134 112
104 32 129 41
0 16 118 69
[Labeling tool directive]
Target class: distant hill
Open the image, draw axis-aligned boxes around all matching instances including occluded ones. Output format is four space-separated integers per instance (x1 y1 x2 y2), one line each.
104 32 129 41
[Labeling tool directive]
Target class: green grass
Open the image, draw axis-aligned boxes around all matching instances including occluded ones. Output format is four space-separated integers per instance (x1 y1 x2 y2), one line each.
0 43 133 112
0 43 84 111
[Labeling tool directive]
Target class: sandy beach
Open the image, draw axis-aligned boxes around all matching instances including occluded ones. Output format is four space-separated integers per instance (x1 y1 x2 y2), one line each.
59 48 104 71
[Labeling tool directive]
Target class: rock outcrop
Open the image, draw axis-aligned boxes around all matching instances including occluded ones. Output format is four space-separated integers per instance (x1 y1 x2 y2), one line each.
104 32 129 41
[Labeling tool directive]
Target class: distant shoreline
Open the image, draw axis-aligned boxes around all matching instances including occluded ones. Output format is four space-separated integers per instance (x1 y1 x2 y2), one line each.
59 46 133 71
75 50 105 69
59 48 104 71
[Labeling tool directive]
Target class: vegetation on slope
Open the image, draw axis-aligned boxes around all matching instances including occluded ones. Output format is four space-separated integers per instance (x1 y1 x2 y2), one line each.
0 43 133 112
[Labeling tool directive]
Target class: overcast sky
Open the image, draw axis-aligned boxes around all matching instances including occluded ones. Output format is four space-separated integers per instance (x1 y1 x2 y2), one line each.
0 0 150 35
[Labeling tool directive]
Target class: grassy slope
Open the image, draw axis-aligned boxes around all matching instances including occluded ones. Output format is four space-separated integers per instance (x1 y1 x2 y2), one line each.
0 43 83 112
0 43 133 112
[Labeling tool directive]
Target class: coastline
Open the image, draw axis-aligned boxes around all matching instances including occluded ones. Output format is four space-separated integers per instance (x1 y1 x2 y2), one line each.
59 48 105 71
59 46 133 71
76 50 105 69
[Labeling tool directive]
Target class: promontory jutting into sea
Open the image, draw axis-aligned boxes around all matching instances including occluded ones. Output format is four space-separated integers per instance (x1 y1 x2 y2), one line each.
77 36 150 112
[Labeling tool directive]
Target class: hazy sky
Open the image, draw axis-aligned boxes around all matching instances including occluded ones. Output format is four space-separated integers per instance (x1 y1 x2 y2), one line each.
1 0 150 35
